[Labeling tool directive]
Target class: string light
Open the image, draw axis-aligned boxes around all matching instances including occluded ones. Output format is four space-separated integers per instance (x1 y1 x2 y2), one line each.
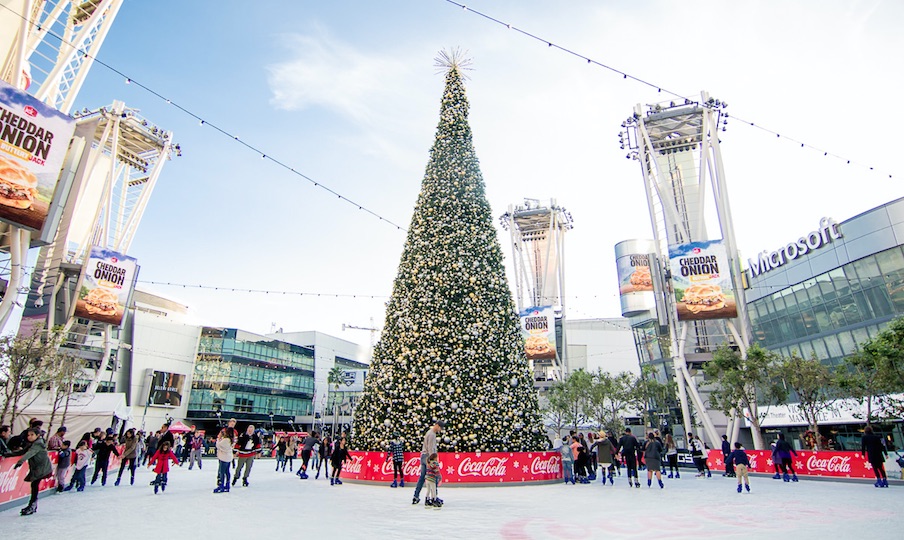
137 280 389 299
443 0 895 179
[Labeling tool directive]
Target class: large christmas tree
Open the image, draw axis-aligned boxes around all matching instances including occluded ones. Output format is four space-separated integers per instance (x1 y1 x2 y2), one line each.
352 53 547 453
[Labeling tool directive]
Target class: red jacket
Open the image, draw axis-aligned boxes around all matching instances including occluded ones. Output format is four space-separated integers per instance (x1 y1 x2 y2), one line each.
148 449 179 474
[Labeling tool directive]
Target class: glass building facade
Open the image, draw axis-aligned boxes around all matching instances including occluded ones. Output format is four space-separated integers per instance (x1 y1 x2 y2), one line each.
746 197 904 365
187 327 315 430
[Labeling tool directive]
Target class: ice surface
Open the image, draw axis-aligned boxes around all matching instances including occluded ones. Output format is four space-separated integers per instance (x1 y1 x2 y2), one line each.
0 461 896 539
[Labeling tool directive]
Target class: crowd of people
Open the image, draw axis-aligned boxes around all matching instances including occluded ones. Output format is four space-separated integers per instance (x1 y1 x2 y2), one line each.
0 415 895 517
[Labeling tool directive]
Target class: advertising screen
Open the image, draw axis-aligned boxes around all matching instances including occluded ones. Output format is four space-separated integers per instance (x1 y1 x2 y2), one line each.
0 79 76 231
519 306 556 360
74 246 139 326
668 240 738 321
149 370 186 407
335 369 368 392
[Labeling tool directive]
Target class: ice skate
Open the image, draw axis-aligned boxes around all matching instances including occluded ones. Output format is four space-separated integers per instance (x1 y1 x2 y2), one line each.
791 474 798 482
115 478 121 486
675 472 680 479
335 478 343 485
881 479 889 488
154 483 160 494
390 480 398 488
658 479 664 489
243 478 249 487
412 496 420 504
425 498 434 507
20 503 36 515
782 473 790 482
745 484 750 492
399 479 405 487
161 482 167 492
634 481 641 488
330 478 335 485
737 484 742 493
667 473 673 479
647 479 652 487
706 470 711 478
772 473 781 479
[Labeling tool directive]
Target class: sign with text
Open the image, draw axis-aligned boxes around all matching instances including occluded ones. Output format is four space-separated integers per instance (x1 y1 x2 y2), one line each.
0 79 76 232
669 240 738 321
519 306 556 360
706 449 882 479
340 451 562 484
74 246 139 326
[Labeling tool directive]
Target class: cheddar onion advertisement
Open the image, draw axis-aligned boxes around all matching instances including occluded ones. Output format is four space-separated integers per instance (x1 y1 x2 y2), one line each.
668 240 738 321
0 79 76 231
617 253 653 294
519 306 556 360
74 246 139 326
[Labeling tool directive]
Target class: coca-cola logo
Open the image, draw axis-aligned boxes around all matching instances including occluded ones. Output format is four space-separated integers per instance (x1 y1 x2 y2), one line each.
530 455 560 475
345 454 365 474
0 467 23 493
806 454 851 473
380 457 423 476
458 456 508 477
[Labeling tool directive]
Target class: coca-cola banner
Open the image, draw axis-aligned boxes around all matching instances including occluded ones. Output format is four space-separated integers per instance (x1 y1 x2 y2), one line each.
341 451 562 484
0 452 72 508
706 449 878 479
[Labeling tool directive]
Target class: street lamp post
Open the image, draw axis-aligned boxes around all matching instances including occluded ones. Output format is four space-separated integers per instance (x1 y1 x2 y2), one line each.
268 411 274 433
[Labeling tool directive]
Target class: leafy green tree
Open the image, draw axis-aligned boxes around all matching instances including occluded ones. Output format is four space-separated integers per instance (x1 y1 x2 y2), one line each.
703 343 779 449
540 382 570 438
351 52 546 452
837 317 904 423
561 369 593 432
773 353 838 449
586 369 635 434
632 365 678 429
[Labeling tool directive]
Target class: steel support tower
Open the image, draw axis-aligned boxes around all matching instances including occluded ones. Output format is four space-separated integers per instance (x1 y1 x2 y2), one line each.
621 93 757 449
500 199 573 383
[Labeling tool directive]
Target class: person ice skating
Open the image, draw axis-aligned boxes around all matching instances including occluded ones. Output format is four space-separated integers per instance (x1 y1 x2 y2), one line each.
330 437 351 485
64 440 91 492
316 435 331 479
13 428 52 515
727 442 751 493
297 432 320 478
412 420 444 504
689 433 707 477
618 428 641 488
274 436 286 471
115 428 138 486
47 426 66 450
424 453 442 508
143 431 158 466
643 432 665 489
773 433 798 482
91 435 120 486
721 435 734 477
213 429 235 493
555 438 574 484
586 432 598 481
388 432 405 487
861 426 889 488
53 440 72 493
233 424 261 487
665 434 680 478
285 436 297 472
147 441 179 494
572 436 590 483
187 431 204 470
591 431 615 485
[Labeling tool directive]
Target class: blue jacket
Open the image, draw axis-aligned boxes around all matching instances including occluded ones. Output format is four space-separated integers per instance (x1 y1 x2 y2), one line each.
727 449 750 467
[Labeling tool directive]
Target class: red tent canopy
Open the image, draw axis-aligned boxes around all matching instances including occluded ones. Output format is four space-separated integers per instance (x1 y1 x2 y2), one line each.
168 420 193 433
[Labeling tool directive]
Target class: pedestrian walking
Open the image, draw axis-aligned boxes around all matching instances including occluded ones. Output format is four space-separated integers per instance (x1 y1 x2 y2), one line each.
387 433 405 487
233 424 262 487
618 428 641 488
147 441 179 494
13 428 52 516
643 432 665 489
412 420 444 504
54 440 72 492
330 437 351 485
861 426 889 488
727 442 751 493
115 428 138 486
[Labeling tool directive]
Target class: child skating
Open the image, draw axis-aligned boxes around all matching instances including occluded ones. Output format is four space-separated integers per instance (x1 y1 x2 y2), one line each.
727 442 751 493
54 440 72 492
213 428 235 493
147 440 179 494
424 453 443 508
387 433 405 487
64 440 91 492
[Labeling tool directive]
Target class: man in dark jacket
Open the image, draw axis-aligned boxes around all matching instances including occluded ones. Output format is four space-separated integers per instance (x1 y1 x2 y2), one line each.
721 435 734 477
91 435 121 486
618 428 641 488
862 425 889 488
297 432 320 479
157 423 175 450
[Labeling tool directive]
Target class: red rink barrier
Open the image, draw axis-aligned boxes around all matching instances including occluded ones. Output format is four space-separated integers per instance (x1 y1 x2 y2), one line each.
0 452 71 507
341 451 562 484
706 449 880 479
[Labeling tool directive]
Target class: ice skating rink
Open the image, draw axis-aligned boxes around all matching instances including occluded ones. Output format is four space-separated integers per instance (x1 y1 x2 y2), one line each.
0 463 895 539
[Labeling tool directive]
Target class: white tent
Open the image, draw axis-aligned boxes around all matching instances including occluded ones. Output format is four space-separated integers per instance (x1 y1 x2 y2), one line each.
12 392 133 439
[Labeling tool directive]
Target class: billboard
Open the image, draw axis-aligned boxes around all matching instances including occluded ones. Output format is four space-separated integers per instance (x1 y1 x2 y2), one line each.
148 370 186 407
0 79 76 232
668 240 738 321
617 253 653 294
74 246 139 326
519 306 556 360
335 369 368 392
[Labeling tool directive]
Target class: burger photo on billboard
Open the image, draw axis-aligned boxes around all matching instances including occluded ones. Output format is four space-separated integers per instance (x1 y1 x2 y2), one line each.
0 155 38 210
83 287 118 317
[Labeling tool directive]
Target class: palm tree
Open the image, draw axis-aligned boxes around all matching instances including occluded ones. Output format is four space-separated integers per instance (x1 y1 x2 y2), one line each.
327 366 345 437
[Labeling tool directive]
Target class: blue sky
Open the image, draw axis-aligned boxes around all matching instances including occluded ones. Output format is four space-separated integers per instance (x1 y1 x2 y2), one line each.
46 0 903 351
